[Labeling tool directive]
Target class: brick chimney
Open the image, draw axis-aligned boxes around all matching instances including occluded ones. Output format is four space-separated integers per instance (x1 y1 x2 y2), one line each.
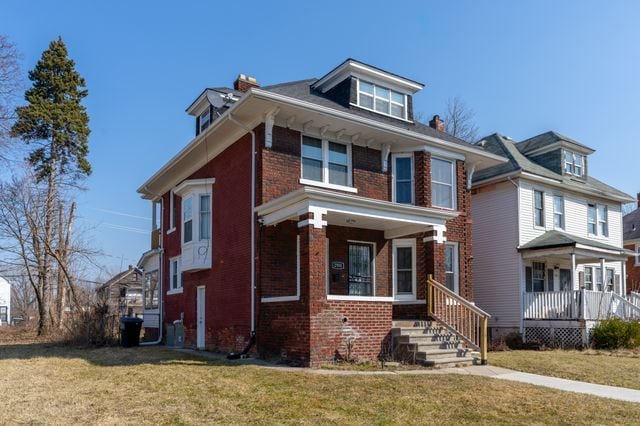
234 74 260 92
429 115 445 133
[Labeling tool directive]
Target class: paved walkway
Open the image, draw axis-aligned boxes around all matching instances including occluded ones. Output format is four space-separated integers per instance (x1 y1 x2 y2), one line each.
174 348 640 403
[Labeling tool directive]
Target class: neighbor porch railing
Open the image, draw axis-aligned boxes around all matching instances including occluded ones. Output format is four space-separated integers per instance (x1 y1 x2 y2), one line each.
427 276 490 365
524 290 640 321
628 292 640 309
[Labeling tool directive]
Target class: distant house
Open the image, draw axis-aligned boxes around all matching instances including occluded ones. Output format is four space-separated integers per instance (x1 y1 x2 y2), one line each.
97 266 143 318
623 195 640 296
0 276 10 326
472 132 638 346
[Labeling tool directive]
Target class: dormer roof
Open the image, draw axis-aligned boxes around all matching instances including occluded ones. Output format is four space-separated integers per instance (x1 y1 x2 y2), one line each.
185 87 243 115
516 131 595 156
311 58 424 95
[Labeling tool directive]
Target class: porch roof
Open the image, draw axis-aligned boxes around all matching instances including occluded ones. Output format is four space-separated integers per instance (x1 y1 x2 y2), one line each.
255 186 458 239
517 230 634 262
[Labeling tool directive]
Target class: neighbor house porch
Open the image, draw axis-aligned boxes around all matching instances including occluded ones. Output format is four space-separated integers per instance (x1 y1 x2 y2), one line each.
517 231 638 346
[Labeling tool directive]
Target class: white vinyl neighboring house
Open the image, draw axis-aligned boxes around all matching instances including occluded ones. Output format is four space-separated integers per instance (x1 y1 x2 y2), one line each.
471 132 638 346
0 276 11 326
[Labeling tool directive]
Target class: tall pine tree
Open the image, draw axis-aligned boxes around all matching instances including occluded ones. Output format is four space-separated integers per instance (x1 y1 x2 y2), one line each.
10 37 90 334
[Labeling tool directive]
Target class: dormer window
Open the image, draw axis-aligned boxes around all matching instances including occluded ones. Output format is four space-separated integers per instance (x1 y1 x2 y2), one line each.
198 108 211 135
564 150 584 176
357 79 406 120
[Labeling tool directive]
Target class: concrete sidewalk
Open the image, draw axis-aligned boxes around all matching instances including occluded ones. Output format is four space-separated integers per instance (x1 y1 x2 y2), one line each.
174 348 640 403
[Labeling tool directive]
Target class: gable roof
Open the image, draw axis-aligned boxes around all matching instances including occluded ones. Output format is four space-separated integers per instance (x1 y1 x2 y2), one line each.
97 268 142 292
261 79 479 150
516 131 594 155
624 208 640 241
472 133 633 203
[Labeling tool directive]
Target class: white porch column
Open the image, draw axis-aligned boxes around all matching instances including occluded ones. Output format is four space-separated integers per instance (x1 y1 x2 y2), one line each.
622 260 627 296
570 253 577 290
600 258 606 291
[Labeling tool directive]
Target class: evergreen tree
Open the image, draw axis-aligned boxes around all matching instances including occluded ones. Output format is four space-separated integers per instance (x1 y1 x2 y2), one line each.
9 37 90 334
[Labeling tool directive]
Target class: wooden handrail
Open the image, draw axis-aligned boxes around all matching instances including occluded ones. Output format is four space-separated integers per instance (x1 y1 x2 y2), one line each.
427 276 490 365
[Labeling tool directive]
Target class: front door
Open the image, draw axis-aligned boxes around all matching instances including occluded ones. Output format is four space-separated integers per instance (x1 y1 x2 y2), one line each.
348 243 373 296
196 286 205 349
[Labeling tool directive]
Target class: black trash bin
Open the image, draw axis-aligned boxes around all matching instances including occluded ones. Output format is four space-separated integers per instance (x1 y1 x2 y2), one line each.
120 317 144 347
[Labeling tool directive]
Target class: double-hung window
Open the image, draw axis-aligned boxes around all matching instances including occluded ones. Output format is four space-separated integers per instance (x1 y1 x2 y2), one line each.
445 242 459 294
431 157 456 209
393 239 416 300
357 80 406 119
526 262 546 292
606 268 615 292
169 257 182 292
553 195 564 229
0 306 7 323
595 267 603 291
183 197 193 244
584 267 593 290
199 195 211 240
301 136 352 189
534 190 545 227
597 205 608 236
564 150 584 177
587 204 597 235
393 154 413 204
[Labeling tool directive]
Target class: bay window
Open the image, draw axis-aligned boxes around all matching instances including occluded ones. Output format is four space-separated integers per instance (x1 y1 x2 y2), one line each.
357 79 407 119
431 157 456 209
183 197 193 243
300 136 353 190
199 195 211 240
393 154 414 204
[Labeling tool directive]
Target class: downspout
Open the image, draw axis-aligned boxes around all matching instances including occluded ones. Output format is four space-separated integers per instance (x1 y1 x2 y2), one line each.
227 114 257 343
140 185 164 346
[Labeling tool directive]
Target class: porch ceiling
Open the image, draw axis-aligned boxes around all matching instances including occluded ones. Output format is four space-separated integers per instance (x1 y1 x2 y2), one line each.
256 186 457 239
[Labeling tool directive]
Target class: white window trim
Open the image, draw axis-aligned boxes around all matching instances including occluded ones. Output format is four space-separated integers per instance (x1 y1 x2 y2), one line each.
564 149 584 177
431 156 457 210
300 134 356 192
198 107 211 134
182 196 193 244
327 295 394 302
445 242 459 294
391 153 414 205
354 78 409 121
176 183 214 249
167 190 176 234
587 202 609 238
636 243 640 266
533 189 545 229
167 257 182 295
392 238 417 301
553 194 565 230
584 266 594 290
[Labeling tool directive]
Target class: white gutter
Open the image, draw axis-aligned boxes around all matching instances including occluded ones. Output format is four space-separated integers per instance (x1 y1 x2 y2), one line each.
227 113 256 336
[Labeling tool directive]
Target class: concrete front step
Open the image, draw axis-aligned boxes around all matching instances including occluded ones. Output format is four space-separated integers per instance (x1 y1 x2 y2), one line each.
420 356 475 368
391 327 450 337
416 348 466 360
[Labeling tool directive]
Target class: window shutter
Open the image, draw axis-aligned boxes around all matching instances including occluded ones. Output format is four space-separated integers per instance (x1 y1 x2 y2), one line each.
547 269 554 292
525 267 532 293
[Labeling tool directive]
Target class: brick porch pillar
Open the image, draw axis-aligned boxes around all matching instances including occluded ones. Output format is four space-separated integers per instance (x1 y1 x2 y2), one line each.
297 209 329 367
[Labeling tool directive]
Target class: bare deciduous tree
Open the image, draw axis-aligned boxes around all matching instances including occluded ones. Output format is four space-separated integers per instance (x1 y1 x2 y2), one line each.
0 35 21 148
444 96 480 143
622 202 637 216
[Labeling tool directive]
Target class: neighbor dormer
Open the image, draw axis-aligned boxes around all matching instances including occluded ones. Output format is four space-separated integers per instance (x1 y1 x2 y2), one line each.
515 131 595 179
185 79 250 136
311 59 424 122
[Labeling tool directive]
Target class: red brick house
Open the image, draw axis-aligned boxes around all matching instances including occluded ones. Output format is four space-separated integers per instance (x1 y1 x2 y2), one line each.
137 59 505 367
624 194 640 296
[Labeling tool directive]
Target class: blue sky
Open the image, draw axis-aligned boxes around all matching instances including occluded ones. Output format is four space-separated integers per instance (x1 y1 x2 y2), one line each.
2 1 639 278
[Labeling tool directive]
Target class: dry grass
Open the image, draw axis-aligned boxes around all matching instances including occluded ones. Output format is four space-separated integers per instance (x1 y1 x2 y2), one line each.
491 349 640 390
0 343 639 425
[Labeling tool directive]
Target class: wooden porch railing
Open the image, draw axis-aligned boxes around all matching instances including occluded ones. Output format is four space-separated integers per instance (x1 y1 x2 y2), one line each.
427 276 490 365
628 292 640 309
524 290 640 321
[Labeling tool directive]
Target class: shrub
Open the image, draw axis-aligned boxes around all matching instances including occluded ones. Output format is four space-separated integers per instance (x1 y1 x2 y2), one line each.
592 319 640 350
62 300 120 346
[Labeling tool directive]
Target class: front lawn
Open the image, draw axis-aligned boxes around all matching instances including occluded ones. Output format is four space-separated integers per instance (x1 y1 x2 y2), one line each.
0 344 639 424
491 349 640 390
